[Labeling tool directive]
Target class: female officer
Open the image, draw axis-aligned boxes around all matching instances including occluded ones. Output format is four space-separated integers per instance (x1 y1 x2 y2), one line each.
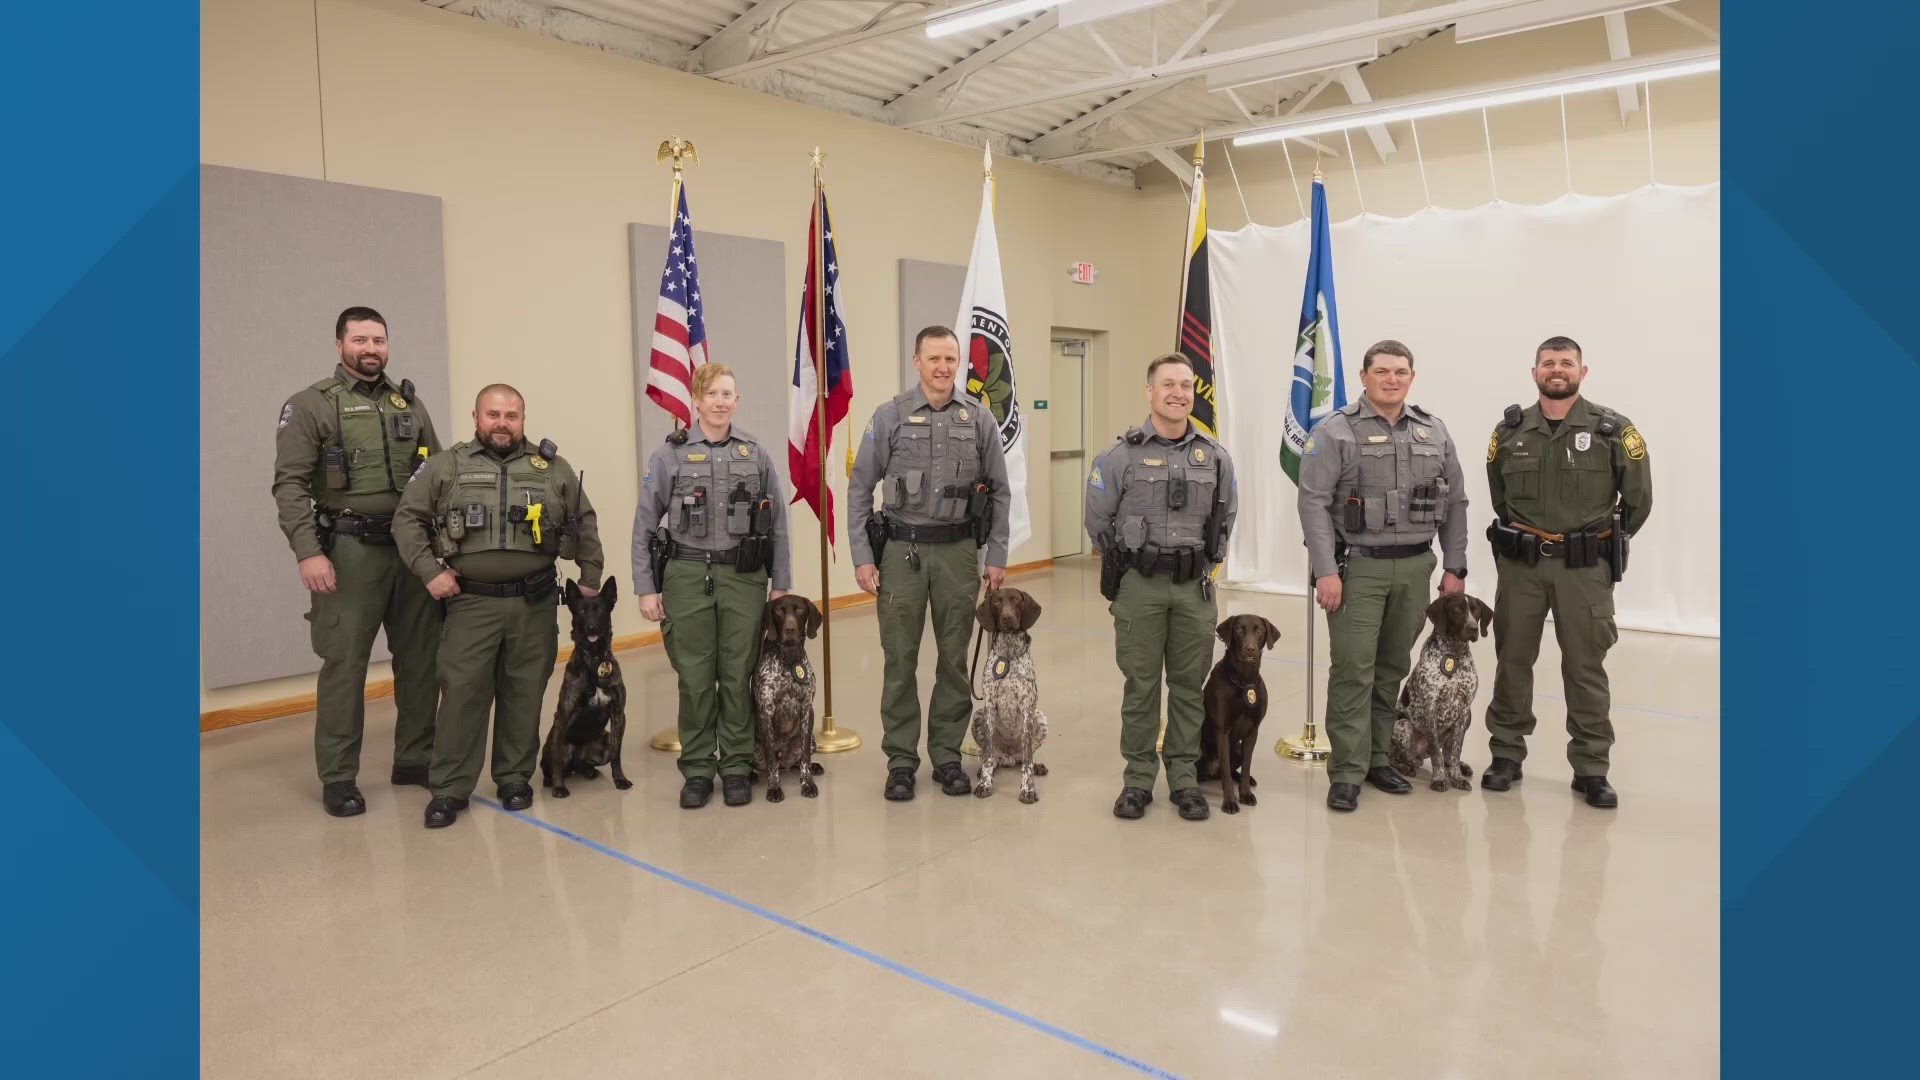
632 364 791 808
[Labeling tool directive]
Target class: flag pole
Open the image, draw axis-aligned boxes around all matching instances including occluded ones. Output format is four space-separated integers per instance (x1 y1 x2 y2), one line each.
961 140 993 761
650 134 699 753
811 147 860 754
1160 129 1207 755
1278 162 1333 763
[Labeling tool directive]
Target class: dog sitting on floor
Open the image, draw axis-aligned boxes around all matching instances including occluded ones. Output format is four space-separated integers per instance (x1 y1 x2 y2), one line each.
1390 592 1495 792
1199 613 1280 814
752 593 826 802
969 587 1048 803
541 578 631 799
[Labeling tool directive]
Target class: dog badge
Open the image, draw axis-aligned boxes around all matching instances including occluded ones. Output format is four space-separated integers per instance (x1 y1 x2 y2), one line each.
1575 432 1592 452
529 455 549 470
597 661 612 678
1192 446 1206 464
794 664 807 681
389 392 409 409
994 659 1008 678
1245 687 1257 706
1444 657 1456 675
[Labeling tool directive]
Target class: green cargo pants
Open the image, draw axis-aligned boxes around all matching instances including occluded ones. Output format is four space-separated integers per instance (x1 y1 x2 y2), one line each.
306 534 441 785
1485 555 1619 776
662 559 767 780
1110 569 1217 792
1324 550 1436 786
877 537 978 774
428 587 559 800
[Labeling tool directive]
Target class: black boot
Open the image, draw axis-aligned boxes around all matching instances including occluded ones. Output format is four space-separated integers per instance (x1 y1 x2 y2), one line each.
1572 775 1618 808
680 776 714 809
1481 757 1524 792
884 768 916 802
390 763 429 788
1326 783 1360 812
933 762 971 797
1170 787 1211 821
723 775 753 806
1367 766 1412 794
497 781 534 811
1112 787 1153 819
322 781 366 818
423 795 467 828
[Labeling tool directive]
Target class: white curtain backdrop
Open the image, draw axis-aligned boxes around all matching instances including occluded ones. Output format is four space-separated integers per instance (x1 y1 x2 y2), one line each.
1212 184 1719 638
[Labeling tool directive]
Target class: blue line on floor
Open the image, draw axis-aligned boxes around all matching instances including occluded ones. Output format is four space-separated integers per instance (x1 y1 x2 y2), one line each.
473 797 1182 1080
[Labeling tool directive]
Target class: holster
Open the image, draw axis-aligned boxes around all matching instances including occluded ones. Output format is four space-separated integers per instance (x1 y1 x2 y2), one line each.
1099 541 1127 602
967 479 993 547
1608 508 1629 581
314 511 336 556
648 527 672 591
864 514 890 566
1487 519 1541 565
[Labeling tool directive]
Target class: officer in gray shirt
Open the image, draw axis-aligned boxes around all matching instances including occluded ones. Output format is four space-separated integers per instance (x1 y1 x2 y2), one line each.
848 325 1011 802
1296 339 1468 812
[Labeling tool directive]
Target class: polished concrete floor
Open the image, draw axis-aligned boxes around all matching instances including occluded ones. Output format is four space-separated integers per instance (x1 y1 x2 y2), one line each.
201 555 1719 1079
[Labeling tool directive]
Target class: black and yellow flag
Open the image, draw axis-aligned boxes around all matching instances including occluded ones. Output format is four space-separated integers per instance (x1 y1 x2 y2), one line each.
1175 138 1217 435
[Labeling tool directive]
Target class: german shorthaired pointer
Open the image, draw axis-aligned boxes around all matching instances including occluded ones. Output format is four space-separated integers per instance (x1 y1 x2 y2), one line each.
969 587 1048 803
753 593 825 802
1200 614 1280 814
541 578 631 799
1390 592 1494 792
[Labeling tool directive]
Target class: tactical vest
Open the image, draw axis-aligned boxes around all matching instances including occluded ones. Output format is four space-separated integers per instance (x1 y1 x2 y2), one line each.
313 376 426 501
441 443 567 558
1112 429 1220 552
882 396 985 523
666 436 766 551
1338 407 1450 536
1493 403 1621 532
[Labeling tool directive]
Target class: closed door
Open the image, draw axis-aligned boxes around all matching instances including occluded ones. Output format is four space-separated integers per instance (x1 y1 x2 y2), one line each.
1048 341 1087 558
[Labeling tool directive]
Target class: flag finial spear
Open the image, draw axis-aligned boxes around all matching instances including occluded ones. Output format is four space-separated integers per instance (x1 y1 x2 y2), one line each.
809 146 826 173
656 136 698 174
983 141 993 179
1191 131 1205 169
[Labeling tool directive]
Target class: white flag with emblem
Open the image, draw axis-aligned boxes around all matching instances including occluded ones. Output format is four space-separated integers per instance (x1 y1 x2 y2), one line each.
954 152 1030 558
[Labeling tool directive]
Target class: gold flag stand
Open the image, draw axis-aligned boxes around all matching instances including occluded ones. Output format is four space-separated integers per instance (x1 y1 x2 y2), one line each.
810 146 860 754
649 135 700 754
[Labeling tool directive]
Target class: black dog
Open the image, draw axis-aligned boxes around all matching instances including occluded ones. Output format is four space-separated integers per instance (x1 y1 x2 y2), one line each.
752 593 825 802
540 577 630 799
1199 613 1280 814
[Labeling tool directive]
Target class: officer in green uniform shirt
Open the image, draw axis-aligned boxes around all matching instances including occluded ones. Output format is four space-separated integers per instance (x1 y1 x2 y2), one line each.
1085 354 1238 822
271 306 443 818
1483 336 1653 808
393 383 602 829
1296 340 1469 812
632 364 791 810
848 325 1011 802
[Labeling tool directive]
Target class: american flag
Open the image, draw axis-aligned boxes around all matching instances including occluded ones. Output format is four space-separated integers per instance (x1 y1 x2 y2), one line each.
646 179 708 428
788 186 854 547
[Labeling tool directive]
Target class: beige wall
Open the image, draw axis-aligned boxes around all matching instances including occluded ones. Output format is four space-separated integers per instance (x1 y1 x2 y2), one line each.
200 0 1176 711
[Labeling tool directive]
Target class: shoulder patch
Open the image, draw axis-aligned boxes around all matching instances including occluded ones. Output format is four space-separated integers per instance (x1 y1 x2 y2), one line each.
1303 434 1317 456
864 417 875 441
1488 430 1500 462
1087 462 1105 490
278 401 294 429
1622 425 1646 460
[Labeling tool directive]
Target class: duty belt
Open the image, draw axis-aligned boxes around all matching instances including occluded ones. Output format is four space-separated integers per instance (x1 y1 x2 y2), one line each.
886 521 972 544
458 566 558 599
321 511 393 540
670 545 742 564
1345 542 1431 560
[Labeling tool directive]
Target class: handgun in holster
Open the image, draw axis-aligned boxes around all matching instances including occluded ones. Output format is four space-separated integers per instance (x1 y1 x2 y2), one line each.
864 514 890 567
1608 506 1629 582
314 509 336 556
967 477 993 547
1097 530 1127 602
1333 538 1350 581
648 526 673 592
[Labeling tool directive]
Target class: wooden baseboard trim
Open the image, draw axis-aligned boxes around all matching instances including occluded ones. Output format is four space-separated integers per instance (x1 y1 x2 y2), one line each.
199 558 1055 733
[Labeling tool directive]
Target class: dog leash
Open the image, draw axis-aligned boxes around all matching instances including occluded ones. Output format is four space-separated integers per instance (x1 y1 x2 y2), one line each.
967 624 998 702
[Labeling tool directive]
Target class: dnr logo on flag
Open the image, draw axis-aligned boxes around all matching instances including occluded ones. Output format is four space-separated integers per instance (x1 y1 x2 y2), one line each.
965 306 1022 451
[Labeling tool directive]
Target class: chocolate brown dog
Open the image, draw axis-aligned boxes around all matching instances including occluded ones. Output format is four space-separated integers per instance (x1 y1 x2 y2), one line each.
753 593 825 802
1199 613 1280 813
541 577 631 799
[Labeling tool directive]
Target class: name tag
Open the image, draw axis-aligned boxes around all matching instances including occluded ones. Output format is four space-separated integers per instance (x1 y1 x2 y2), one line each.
907 416 928 424
342 404 374 413
1141 457 1164 466
1366 435 1389 444
685 453 708 462
458 472 495 482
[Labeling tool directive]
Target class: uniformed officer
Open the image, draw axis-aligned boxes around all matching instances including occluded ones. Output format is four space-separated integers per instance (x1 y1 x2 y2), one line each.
1483 336 1652 808
393 383 602 829
632 364 791 809
1297 339 1469 812
1086 353 1238 822
271 306 443 818
849 325 1011 802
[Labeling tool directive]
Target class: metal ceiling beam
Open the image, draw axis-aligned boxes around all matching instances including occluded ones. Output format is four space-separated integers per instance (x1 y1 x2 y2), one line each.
1021 77 1189 157
1334 65 1396 161
885 12 1062 126
1603 11 1638 122
1651 3 1718 42
690 0 802 73
905 0 1545 127
703 1 996 79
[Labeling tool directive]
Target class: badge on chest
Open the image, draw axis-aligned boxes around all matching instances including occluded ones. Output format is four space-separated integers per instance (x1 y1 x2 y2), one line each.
993 659 1009 679
597 661 613 679
1443 656 1458 676
1245 687 1257 706
793 663 809 682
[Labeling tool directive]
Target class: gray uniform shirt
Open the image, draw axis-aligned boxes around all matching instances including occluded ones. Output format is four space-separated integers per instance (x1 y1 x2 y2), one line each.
847 384 1012 566
1084 417 1239 556
1295 396 1468 581
630 424 791 593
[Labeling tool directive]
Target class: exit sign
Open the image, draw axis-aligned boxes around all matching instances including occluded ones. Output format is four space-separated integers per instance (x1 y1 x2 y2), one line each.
1033 399 1049 409
1069 262 1097 284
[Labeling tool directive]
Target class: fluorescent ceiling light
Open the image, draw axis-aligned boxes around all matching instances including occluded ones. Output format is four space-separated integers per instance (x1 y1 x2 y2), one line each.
928 0 1067 40
1232 51 1718 147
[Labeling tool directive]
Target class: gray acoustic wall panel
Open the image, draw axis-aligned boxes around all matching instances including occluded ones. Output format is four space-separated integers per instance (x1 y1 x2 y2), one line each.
897 259 965 391
200 165 451 690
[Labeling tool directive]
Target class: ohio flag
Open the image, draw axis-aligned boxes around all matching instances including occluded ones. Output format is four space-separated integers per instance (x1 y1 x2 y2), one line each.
1281 175 1348 483
788 185 854 546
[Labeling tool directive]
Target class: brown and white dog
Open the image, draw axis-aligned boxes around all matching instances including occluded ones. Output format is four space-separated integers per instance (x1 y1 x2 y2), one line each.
752 593 825 802
1390 592 1495 792
1200 613 1281 814
969 587 1048 803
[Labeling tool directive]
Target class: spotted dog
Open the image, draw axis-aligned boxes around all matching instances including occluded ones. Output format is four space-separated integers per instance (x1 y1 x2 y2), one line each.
969 588 1048 803
541 577 631 799
753 594 825 802
1391 592 1495 792
1199 613 1281 814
